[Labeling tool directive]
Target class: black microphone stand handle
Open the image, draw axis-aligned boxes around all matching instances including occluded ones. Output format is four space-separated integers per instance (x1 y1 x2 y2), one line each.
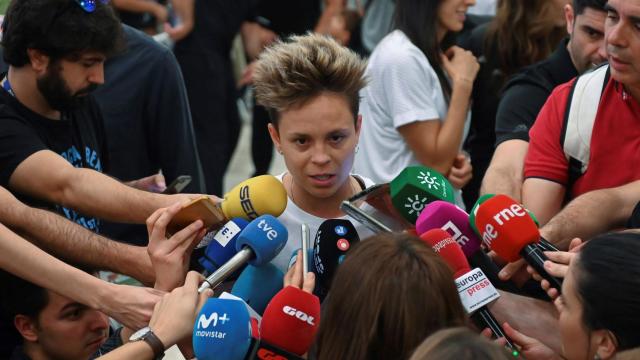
521 245 563 293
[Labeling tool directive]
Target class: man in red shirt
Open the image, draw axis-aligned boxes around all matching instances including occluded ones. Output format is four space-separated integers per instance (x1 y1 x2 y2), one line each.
522 0 640 226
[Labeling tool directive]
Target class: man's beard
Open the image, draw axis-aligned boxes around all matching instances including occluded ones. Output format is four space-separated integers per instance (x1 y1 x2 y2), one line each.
36 63 98 112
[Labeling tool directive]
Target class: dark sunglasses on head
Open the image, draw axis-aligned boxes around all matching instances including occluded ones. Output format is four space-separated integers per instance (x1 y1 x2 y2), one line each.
74 0 109 13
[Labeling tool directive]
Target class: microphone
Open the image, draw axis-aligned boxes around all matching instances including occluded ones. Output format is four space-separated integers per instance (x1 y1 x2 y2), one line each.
169 175 288 234
389 166 455 224
420 229 519 357
198 218 249 274
192 298 255 360
245 339 304 360
199 215 288 293
415 201 521 293
231 263 284 315
312 219 360 293
471 195 559 252
260 286 321 356
472 195 563 293
469 194 495 237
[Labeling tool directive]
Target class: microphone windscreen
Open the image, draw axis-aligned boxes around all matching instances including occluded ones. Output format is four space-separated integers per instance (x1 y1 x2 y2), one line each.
389 166 456 224
415 200 482 257
260 286 320 356
222 175 288 220
199 218 249 273
231 263 284 315
312 219 360 291
474 195 540 262
420 228 471 278
193 298 253 360
235 215 288 266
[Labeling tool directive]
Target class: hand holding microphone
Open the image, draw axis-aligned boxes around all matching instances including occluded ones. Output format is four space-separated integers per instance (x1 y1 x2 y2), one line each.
168 175 288 234
419 228 519 357
415 200 521 294
527 238 582 300
473 195 563 293
199 215 288 293
147 271 212 352
146 202 208 291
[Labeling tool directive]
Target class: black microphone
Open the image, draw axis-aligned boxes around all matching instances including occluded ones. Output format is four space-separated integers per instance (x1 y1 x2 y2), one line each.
312 219 360 296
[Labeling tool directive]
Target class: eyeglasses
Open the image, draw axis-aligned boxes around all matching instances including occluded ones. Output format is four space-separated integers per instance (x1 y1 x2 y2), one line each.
74 0 109 13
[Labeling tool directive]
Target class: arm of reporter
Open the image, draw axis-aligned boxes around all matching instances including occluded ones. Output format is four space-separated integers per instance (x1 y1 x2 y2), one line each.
125 173 166 193
0 222 163 329
9 150 193 224
522 178 565 227
97 272 212 360
147 203 206 291
540 180 640 249
487 290 562 355
501 322 564 360
0 186 155 285
480 140 529 201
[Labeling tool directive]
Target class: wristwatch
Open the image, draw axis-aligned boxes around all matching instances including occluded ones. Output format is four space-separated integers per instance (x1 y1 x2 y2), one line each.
129 326 165 359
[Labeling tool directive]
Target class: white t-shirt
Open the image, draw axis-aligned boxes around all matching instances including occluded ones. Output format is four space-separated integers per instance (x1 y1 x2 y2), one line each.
271 173 376 273
467 0 496 16
354 30 470 206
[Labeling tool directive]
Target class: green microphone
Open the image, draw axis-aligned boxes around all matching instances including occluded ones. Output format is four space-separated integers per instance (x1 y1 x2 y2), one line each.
389 166 455 224
469 194 495 237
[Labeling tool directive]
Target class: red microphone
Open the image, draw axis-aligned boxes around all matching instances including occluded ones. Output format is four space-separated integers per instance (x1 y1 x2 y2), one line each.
474 195 563 292
420 229 518 356
259 286 320 356
420 228 470 278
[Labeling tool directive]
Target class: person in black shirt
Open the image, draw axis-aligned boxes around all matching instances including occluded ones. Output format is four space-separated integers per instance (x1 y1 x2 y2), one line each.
480 0 607 201
460 0 568 208
95 24 205 246
0 0 200 232
173 0 260 195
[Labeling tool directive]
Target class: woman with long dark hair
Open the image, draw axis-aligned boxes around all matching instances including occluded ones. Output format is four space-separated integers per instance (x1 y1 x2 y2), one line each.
314 233 467 360
354 0 478 207
504 232 640 359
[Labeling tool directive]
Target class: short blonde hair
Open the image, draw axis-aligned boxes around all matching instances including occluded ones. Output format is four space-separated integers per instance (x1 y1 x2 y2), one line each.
253 33 367 125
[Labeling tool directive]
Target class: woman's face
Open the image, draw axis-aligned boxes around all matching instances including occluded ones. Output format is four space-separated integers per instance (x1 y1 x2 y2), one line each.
269 92 360 200
555 259 597 360
437 0 476 34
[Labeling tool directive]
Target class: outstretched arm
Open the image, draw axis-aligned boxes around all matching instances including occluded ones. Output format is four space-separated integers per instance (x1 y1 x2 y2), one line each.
541 180 640 248
0 222 163 330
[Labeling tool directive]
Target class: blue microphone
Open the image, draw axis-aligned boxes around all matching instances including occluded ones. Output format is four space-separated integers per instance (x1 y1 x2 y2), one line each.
199 215 288 293
199 218 249 274
231 263 284 315
192 298 254 360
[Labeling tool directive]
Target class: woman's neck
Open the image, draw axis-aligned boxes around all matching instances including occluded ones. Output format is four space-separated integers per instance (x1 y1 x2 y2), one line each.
287 173 357 219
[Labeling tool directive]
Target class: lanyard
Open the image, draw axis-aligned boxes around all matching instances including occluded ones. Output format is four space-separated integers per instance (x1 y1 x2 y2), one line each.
3 77 15 97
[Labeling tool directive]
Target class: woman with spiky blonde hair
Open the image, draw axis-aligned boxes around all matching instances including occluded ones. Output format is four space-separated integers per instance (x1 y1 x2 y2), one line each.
253 33 375 272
